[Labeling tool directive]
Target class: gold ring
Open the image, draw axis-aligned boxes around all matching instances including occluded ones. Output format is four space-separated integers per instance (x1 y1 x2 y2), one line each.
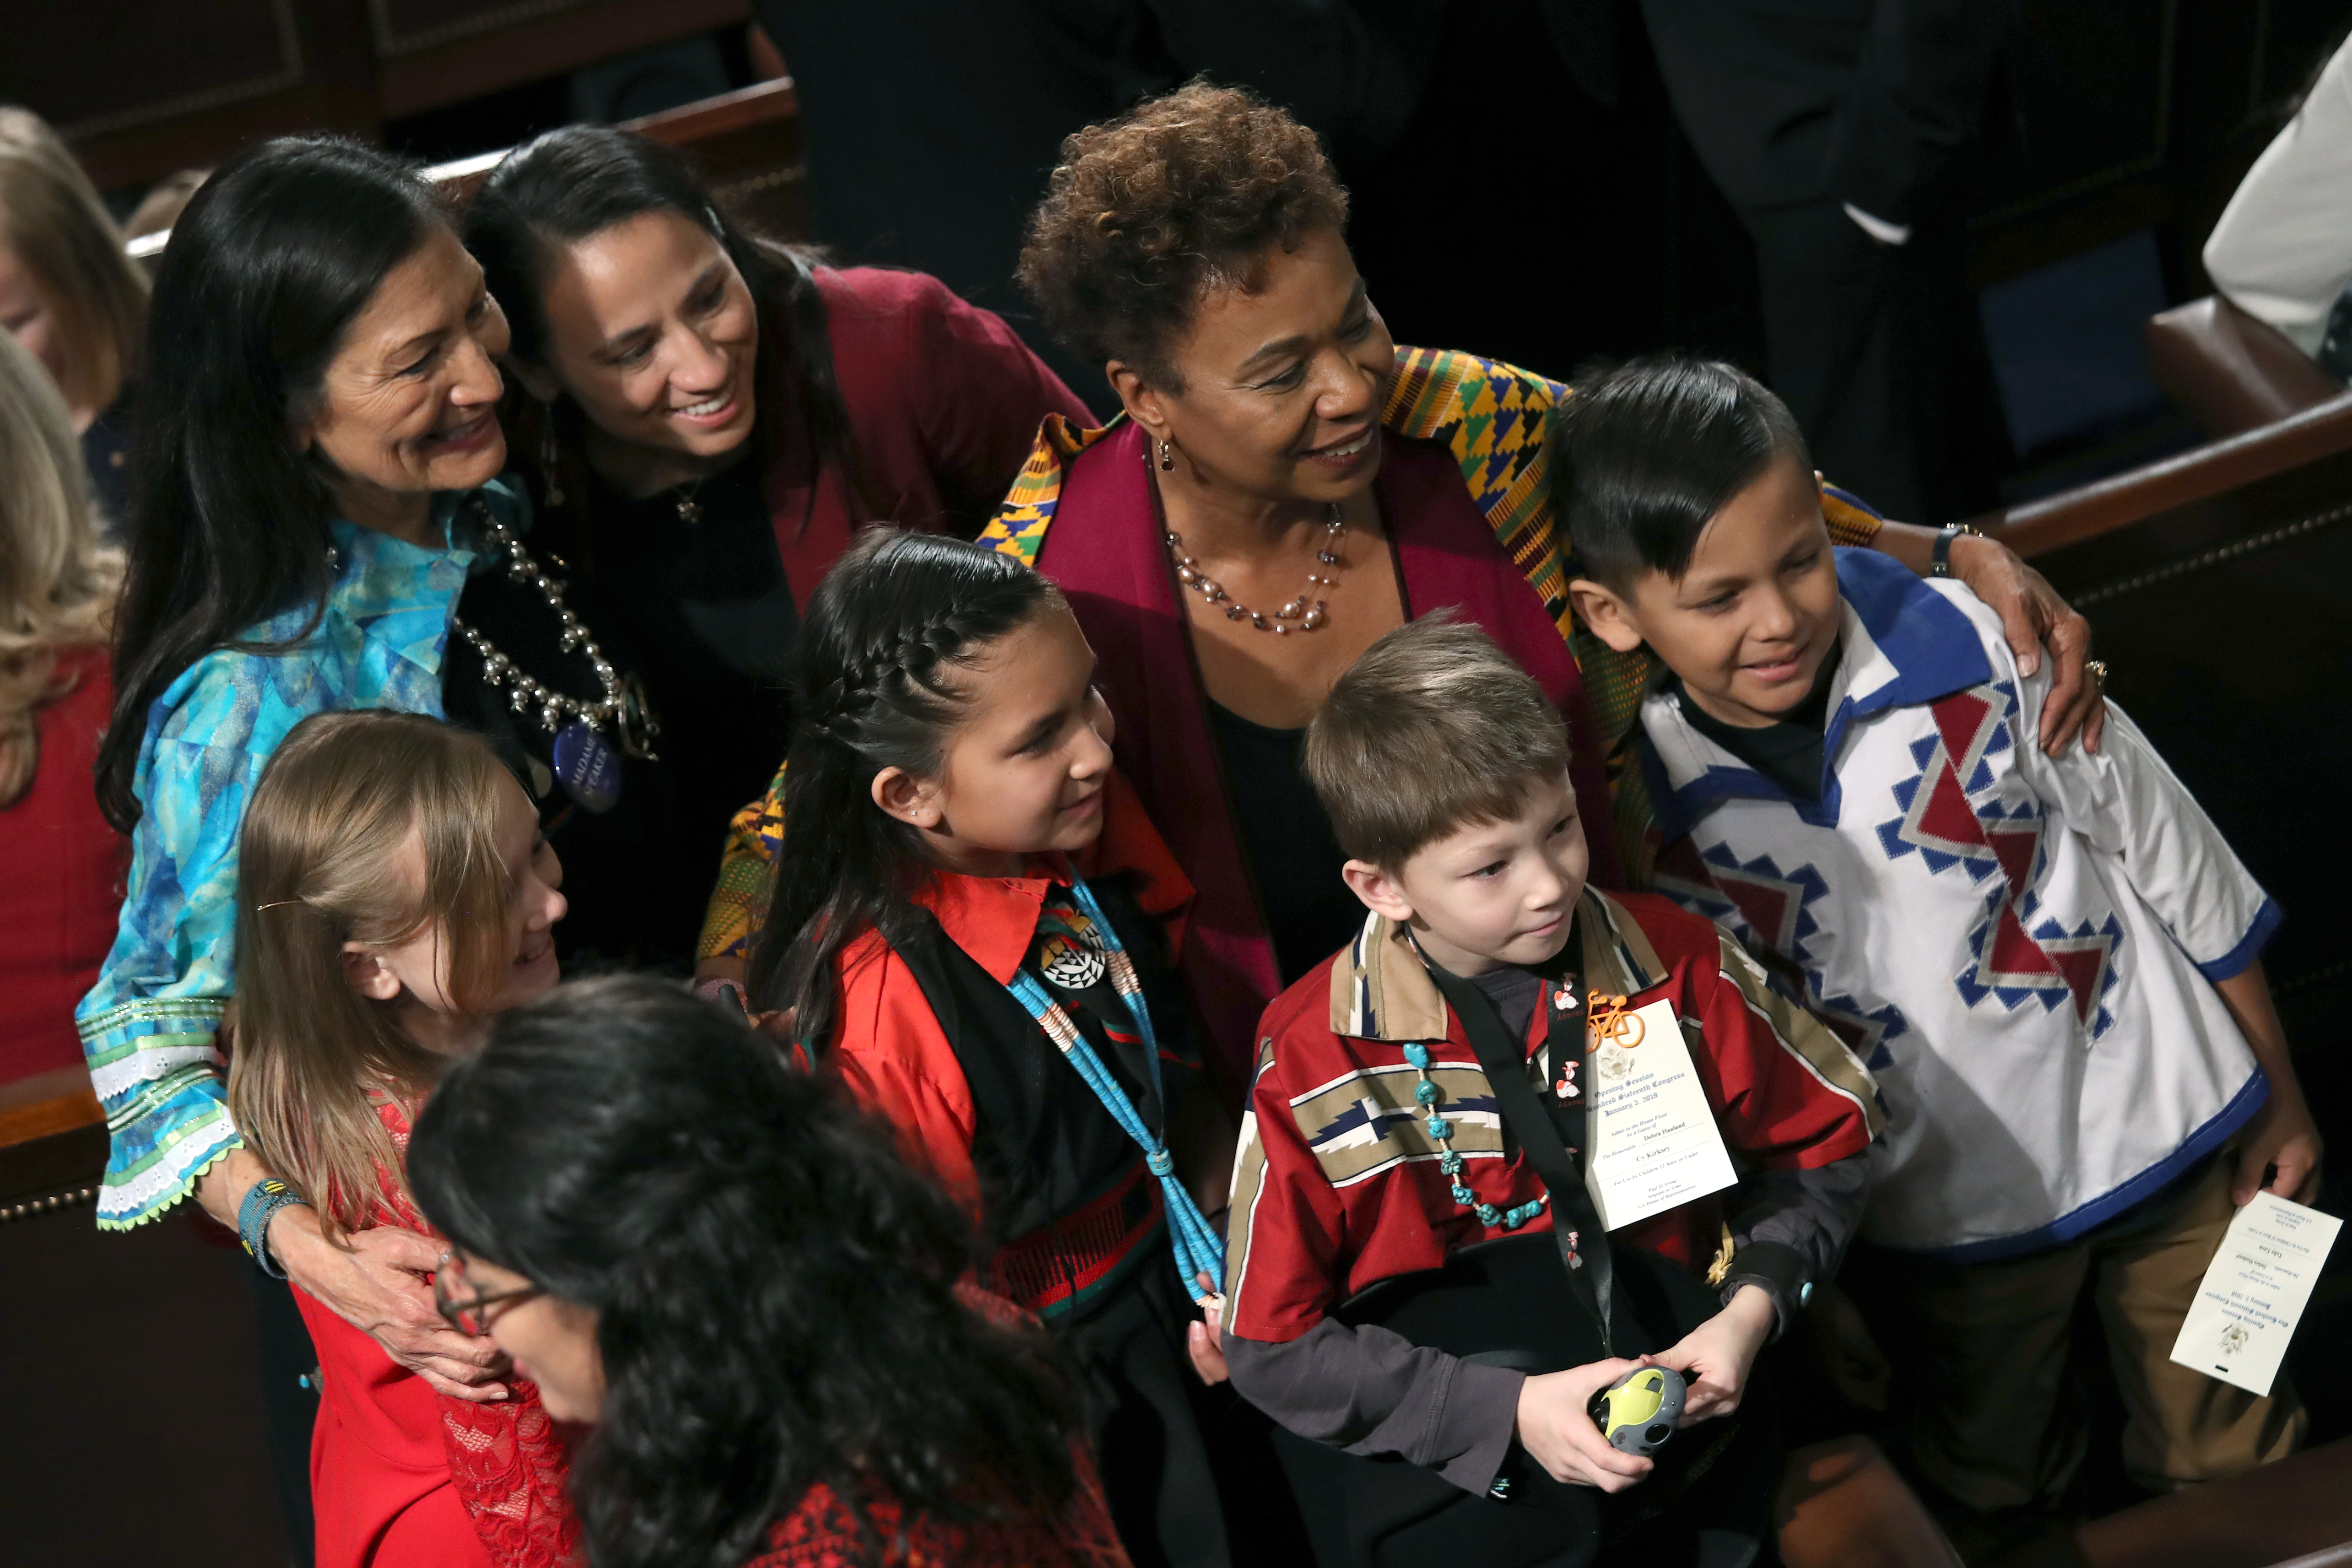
2085 659 2108 689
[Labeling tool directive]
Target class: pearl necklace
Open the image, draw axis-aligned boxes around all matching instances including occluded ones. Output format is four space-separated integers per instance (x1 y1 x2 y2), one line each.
1164 504 1344 634
452 504 660 759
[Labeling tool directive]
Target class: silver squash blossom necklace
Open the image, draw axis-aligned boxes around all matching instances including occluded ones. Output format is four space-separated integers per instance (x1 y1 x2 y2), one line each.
449 499 660 811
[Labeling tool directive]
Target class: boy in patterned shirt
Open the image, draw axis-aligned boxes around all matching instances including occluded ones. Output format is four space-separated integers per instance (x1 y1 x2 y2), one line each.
1558 354 2316 1518
1221 614 1878 1561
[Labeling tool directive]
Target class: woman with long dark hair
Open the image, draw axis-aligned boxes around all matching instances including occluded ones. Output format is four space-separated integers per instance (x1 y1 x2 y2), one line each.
78 137 598 1459
406 973 1132 1568
465 126 1092 966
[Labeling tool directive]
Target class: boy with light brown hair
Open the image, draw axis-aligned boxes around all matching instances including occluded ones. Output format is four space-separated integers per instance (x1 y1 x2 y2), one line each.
1220 612 1880 1564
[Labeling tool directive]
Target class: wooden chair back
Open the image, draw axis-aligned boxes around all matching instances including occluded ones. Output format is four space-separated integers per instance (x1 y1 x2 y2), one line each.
1974 395 2352 1056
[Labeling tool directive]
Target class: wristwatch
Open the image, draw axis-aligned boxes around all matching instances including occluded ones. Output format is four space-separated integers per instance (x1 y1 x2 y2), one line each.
238 1178 313 1280
1930 523 1984 579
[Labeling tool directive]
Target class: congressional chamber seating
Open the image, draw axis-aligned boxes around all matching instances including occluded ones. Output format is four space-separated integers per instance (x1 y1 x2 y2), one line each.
126 75 810 272
2144 295 2344 439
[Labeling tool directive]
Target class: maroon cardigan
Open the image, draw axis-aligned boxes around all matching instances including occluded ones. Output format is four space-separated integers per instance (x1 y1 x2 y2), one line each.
763 267 1093 612
1033 423 1621 1088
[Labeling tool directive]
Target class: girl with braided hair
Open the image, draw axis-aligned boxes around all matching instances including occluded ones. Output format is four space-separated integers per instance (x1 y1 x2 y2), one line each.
746 528 1276 1568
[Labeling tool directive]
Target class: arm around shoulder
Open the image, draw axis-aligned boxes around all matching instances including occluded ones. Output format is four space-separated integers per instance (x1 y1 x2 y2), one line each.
905 275 1094 509
76 723 266 1229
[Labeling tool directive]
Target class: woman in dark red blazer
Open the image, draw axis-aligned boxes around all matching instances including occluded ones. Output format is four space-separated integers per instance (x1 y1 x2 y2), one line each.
465 126 1091 963
0 328 122 1097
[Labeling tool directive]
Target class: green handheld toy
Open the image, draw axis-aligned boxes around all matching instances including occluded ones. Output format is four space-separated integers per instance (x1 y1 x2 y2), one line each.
1590 1365 1685 1456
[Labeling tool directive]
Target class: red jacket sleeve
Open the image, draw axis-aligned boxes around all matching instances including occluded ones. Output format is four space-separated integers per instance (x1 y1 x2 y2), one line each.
438 1382 580 1568
1223 1007 1354 1344
1650 899 1879 1170
904 274 1095 525
827 933 987 1222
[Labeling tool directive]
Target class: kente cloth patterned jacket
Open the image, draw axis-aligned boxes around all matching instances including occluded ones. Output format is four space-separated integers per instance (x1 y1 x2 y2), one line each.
693 349 1887 1049
1643 549 2279 1260
74 482 520 1229
1222 886 1880 1492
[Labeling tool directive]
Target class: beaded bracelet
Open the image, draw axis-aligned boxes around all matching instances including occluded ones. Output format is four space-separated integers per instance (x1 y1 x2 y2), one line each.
238 1178 313 1281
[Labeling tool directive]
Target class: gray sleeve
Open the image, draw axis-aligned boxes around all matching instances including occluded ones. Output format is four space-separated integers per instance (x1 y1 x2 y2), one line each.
1722 1152 1873 1333
1223 1317 1525 1496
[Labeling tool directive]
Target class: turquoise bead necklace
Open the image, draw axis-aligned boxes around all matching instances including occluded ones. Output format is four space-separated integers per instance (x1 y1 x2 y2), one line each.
1402 1039 1547 1230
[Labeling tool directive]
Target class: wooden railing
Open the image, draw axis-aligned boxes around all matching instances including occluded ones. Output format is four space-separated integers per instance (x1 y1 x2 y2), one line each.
126 75 806 270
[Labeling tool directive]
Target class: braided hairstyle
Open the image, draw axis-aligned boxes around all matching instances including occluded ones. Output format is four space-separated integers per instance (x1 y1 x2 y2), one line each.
749 529 1065 1043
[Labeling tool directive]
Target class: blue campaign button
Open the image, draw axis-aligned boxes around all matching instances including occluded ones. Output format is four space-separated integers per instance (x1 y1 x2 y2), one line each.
552 721 622 814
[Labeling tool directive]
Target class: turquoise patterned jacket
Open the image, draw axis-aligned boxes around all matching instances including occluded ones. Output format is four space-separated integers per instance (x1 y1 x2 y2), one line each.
74 483 515 1228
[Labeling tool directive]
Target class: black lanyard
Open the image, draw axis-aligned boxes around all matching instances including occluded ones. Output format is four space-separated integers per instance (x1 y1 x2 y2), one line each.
1422 957 1630 1358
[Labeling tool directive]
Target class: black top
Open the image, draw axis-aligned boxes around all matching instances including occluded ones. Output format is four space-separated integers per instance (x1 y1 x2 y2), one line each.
885 876 1198 1325
578 454 798 906
440 502 695 968
1668 643 1842 804
1207 699 1364 985
81 386 134 542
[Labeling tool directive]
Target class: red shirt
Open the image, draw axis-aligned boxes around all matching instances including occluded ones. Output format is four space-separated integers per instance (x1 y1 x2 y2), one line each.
1226 888 1879 1343
742 1281 1131 1568
299 1103 577 1568
0 648 123 1090
827 771 1192 1222
766 268 1094 613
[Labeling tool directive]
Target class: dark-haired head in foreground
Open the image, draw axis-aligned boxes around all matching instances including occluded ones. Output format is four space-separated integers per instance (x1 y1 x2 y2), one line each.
406 974 1085 1568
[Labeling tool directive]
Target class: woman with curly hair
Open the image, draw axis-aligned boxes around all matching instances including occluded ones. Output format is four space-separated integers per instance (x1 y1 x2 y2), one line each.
697 80 2107 1086
404 973 1134 1568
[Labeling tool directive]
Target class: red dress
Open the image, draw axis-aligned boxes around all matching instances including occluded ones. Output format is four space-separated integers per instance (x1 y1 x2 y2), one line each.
745 1286 1131 1568
0 647 122 1090
745 1466 1131 1568
296 1103 578 1568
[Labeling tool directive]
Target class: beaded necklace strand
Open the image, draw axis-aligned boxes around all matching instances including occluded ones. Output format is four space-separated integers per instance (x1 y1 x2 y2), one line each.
1402 1038 1549 1231
1003 875 1225 1304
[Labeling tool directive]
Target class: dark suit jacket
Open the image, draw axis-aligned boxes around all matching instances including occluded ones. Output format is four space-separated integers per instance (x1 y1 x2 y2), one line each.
755 0 1438 410
1641 0 2015 221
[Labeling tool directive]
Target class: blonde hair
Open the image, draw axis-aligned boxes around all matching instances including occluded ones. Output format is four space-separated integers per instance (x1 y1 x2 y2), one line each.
228 711 523 1239
0 327 120 805
0 108 148 416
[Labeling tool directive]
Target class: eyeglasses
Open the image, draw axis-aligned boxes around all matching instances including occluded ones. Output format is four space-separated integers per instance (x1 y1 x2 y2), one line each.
433 1250 544 1337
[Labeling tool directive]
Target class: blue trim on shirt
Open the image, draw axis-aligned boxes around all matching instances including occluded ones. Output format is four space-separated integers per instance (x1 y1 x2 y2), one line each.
1830 549 1991 719
75 479 521 1225
1914 1068 2271 1264
1650 551 1993 840
2198 897 2282 983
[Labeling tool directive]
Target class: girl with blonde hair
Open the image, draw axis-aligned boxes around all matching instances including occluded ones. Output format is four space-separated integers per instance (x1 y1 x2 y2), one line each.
0 108 148 523
228 708 577 1568
0 324 122 1088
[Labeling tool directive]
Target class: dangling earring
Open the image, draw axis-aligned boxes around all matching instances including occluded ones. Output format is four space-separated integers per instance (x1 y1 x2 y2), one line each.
1157 438 1175 472
539 402 565 507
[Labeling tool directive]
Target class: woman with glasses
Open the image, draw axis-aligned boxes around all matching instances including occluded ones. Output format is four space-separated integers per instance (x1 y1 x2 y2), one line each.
408 974 1134 1568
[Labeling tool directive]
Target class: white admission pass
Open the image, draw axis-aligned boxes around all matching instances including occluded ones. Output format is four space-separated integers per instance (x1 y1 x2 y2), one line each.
1582 997 1737 1231
2167 1190 2342 1397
